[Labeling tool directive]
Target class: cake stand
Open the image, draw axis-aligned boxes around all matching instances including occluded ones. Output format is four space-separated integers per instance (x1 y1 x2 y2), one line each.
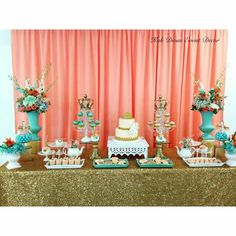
47 141 67 159
107 136 149 159
38 150 55 162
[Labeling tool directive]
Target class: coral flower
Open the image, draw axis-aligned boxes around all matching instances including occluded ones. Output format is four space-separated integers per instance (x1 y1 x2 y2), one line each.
214 87 220 93
31 105 37 110
26 106 32 111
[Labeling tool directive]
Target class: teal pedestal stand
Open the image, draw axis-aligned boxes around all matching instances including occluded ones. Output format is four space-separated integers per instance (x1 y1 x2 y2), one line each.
27 111 41 141
199 111 214 140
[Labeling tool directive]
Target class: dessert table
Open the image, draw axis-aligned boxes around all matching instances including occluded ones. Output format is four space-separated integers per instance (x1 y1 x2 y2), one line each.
0 148 236 206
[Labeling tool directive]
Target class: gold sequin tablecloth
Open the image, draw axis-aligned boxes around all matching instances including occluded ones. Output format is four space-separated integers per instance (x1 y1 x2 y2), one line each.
0 148 236 206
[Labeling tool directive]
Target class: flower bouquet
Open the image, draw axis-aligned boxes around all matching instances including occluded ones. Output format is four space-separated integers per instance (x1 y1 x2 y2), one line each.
10 64 54 141
191 79 226 140
10 64 52 114
191 80 225 114
0 138 25 169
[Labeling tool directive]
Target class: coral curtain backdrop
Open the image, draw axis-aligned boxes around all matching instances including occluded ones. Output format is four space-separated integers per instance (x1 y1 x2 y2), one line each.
11 30 228 148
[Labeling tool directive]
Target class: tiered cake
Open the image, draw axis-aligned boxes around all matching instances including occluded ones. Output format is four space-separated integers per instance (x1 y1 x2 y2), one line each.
115 112 139 141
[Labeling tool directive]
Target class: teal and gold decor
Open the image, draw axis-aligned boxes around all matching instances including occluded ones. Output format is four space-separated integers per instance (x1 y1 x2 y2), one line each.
10 64 53 141
191 79 225 140
73 94 100 143
148 96 175 163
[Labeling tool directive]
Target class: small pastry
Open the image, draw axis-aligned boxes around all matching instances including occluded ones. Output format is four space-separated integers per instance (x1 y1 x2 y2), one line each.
69 158 75 165
63 158 69 165
74 158 81 165
140 159 147 164
161 159 168 165
153 157 161 163
118 160 125 165
56 158 62 165
95 159 104 165
49 159 56 166
111 157 119 164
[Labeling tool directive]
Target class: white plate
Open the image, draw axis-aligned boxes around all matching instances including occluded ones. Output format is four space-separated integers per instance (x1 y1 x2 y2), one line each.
38 150 55 156
183 157 224 168
45 159 85 169
47 142 67 148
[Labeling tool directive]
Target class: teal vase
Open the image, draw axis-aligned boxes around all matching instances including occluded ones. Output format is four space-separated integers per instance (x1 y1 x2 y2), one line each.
27 111 41 141
199 111 214 140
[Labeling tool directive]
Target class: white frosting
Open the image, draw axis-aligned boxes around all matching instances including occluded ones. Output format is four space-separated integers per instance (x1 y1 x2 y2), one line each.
118 118 135 129
115 127 138 139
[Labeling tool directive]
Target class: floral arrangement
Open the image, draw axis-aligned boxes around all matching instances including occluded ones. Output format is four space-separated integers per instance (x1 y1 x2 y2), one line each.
0 138 25 154
215 131 236 154
191 80 225 114
10 64 53 113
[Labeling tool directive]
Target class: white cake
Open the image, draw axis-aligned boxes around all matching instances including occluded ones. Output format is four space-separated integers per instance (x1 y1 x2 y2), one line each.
115 112 139 141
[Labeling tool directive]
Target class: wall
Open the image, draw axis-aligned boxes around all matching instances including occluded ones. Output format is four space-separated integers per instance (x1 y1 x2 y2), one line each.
224 30 236 133
0 30 15 142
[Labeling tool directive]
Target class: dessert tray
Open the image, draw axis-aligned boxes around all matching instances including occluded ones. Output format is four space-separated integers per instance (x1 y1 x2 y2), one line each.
45 159 85 169
183 157 224 168
136 158 174 168
93 158 129 169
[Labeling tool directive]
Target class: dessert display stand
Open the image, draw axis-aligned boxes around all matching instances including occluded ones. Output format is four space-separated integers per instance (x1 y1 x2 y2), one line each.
107 136 149 159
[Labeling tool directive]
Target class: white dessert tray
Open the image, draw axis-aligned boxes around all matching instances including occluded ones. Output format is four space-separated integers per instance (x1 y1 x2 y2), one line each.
183 157 224 168
45 159 85 169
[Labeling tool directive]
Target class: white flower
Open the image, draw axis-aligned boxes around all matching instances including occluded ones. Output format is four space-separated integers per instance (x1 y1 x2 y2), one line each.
210 103 219 110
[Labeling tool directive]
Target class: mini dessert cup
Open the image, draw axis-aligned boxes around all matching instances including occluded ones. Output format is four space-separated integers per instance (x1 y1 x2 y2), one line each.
69 158 75 165
62 158 69 165
74 158 81 165
49 159 56 166
56 158 62 165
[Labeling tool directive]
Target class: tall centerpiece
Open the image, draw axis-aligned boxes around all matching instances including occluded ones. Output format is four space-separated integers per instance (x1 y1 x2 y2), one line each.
73 94 100 143
10 64 52 141
148 96 175 159
191 80 225 140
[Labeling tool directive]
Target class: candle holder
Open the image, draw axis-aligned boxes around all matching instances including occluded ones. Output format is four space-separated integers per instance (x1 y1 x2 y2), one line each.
90 142 101 160
148 96 175 159
73 94 100 143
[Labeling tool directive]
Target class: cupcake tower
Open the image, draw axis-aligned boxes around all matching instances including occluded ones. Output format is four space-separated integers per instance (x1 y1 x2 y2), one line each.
73 94 100 143
148 96 175 159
